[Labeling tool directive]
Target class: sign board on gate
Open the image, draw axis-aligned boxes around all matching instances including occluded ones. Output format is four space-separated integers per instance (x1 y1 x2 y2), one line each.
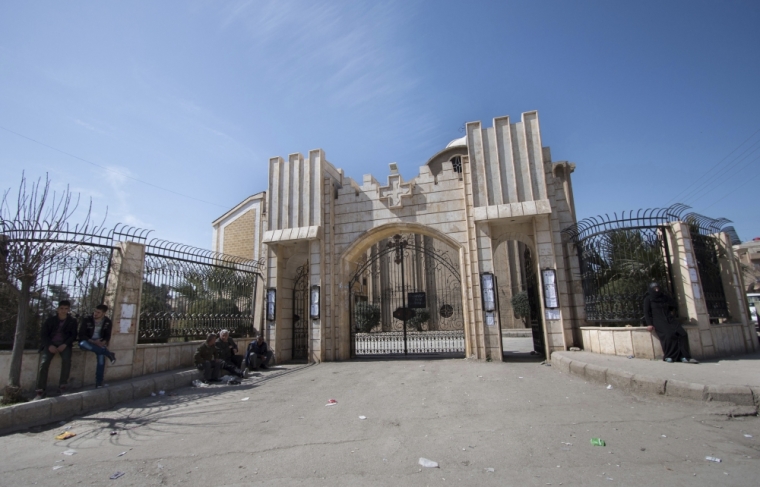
407 292 426 309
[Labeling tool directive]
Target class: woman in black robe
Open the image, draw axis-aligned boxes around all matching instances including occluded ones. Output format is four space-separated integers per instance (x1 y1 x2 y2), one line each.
643 282 699 363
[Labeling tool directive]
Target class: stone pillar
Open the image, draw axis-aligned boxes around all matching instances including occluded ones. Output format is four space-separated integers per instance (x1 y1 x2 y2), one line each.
716 232 758 353
309 239 323 362
533 214 568 354
474 223 503 361
102 241 145 384
668 222 711 358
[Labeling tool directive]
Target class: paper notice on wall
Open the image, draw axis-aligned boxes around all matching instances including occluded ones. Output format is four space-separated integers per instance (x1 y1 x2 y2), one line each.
545 308 561 321
119 319 131 334
121 304 135 320
485 312 495 326
692 283 702 300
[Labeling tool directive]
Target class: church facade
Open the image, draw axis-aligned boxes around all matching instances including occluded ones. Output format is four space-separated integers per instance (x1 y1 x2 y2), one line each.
215 111 587 363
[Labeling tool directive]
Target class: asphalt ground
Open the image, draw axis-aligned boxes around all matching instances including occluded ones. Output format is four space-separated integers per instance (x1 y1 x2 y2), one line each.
1 357 758 487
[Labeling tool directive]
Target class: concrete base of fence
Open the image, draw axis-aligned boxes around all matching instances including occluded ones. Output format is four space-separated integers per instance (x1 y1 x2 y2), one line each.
0 367 202 435
0 338 254 393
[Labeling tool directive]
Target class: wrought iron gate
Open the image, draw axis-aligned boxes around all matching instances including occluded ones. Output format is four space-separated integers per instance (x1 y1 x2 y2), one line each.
349 234 465 356
292 264 309 360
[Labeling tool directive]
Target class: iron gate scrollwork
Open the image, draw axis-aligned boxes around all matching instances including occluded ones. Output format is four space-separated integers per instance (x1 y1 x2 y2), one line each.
349 234 465 355
292 264 309 360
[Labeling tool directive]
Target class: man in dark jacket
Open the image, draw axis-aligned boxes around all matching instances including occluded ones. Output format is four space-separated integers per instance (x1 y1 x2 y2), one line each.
194 334 223 383
643 282 699 364
78 304 117 388
215 329 246 378
245 334 273 371
34 300 79 399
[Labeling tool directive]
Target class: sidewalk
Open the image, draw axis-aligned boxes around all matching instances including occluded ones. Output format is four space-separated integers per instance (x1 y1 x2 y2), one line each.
0 363 311 435
552 350 760 409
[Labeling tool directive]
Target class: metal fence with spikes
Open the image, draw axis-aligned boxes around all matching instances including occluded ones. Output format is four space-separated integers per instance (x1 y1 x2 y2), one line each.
0 222 151 349
562 204 732 325
0 221 263 348
138 238 264 343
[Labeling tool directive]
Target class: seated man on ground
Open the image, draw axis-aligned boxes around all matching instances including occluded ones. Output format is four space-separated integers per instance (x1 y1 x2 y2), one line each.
194 334 223 383
215 329 246 378
245 334 274 371
78 304 117 388
34 300 79 400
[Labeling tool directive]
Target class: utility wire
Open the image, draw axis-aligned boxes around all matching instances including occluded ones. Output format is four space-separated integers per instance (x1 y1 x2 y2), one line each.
702 170 760 212
665 127 760 205
0 125 230 209
679 139 760 205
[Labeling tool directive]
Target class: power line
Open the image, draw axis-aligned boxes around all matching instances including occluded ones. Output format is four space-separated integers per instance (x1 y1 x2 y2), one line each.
0 125 230 209
679 139 760 204
702 170 760 212
666 127 760 205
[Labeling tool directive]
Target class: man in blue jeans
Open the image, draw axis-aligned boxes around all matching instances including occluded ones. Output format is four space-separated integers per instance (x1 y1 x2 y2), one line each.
78 304 116 388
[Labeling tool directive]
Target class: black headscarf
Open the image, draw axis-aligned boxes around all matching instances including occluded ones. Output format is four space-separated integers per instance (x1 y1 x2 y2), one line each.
648 282 669 303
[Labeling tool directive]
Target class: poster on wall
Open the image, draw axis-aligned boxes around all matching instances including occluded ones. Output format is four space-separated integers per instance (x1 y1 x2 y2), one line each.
542 269 558 308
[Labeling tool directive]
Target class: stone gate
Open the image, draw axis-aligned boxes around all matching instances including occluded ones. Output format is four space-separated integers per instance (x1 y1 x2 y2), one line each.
234 111 583 363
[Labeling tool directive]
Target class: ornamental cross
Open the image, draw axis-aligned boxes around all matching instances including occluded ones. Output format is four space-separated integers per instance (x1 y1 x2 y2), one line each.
379 173 414 209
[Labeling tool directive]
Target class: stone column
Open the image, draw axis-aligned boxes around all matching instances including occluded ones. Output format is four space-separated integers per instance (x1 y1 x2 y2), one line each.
309 239 323 362
716 232 758 353
474 222 503 361
102 241 145 384
668 222 711 358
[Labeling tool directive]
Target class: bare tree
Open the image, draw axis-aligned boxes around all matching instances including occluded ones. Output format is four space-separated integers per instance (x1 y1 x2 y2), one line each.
0 173 96 403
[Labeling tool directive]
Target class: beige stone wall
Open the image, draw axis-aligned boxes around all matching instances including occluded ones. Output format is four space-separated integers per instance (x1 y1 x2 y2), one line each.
222 208 257 259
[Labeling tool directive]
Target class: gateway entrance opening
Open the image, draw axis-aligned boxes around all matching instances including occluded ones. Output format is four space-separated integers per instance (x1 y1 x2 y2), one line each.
349 234 465 356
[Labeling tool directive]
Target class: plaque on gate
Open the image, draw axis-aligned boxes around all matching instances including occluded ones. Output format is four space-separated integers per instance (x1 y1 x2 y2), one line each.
393 307 417 321
407 292 426 309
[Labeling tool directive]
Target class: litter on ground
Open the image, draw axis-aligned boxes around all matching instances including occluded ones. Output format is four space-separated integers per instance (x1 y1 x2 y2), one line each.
325 399 338 406
359 416 367 420
241 397 250 401
61 449 77 456
705 456 721 463
110 471 125 479
55 432 76 440
419 458 439 468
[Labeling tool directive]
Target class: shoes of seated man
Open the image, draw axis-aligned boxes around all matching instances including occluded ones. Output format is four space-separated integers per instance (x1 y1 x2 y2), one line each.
260 364 269 369
58 385 68 394
664 358 673 363
32 390 45 401
110 353 117 365
95 383 109 388
241 367 248 379
682 357 699 364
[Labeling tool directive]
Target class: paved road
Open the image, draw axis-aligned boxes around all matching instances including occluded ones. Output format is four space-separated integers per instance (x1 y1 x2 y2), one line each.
1 358 758 486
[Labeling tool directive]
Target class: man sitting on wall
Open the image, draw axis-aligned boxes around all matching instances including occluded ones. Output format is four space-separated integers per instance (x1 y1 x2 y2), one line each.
194 334 223 383
78 304 117 388
245 334 274 371
34 300 79 400
216 329 246 378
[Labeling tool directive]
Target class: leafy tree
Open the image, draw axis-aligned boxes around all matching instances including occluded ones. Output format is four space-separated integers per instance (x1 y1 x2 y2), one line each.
408 308 430 331
354 302 381 332
511 291 531 327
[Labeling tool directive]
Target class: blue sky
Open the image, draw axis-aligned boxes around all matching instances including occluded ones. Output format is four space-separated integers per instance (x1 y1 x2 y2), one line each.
1 0 758 249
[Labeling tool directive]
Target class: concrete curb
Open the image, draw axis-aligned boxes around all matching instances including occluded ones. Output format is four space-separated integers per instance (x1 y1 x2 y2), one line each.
551 351 758 409
0 368 202 435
